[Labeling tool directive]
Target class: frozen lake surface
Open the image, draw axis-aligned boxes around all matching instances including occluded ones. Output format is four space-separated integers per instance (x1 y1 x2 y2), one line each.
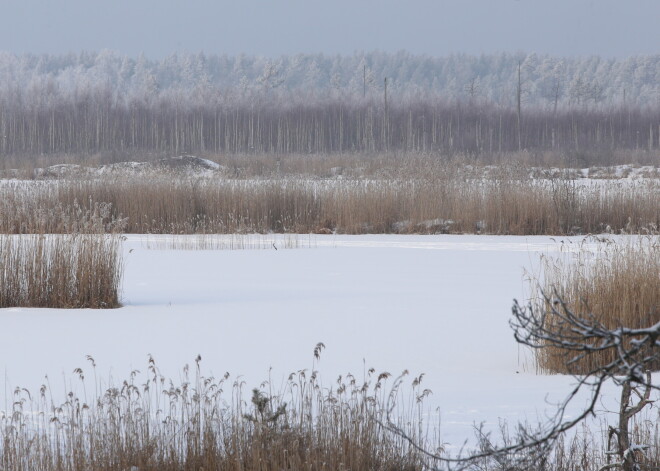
1 234 655 448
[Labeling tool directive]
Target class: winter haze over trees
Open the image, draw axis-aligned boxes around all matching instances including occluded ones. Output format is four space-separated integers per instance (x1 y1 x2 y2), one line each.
0 50 658 159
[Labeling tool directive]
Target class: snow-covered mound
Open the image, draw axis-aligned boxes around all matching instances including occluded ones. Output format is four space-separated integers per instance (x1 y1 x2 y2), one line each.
29 155 225 179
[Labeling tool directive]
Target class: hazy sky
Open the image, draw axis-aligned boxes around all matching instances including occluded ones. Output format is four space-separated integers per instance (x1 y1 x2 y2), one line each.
1 0 658 58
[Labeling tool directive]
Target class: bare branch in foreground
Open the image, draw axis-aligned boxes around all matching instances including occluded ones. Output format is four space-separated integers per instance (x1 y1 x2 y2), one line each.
381 292 659 470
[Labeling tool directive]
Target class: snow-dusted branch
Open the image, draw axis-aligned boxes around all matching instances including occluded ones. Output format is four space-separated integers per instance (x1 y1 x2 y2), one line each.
381 292 658 470
511 291 659 387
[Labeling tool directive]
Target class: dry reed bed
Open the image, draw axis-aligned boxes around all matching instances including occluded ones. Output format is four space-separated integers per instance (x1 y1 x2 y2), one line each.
0 171 658 235
535 236 660 374
140 233 313 250
1 357 428 471
0 233 122 308
1 357 658 471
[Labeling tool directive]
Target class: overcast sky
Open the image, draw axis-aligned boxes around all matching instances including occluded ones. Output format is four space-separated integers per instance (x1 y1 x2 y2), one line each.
1 0 658 58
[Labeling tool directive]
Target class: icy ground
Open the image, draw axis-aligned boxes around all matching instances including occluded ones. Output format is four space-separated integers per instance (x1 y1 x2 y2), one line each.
1 234 657 449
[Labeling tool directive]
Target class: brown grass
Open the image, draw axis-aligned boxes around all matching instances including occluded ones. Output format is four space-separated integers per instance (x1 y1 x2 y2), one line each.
535 236 660 374
0 356 429 471
0 233 123 308
1 355 658 471
142 233 312 250
1 161 658 236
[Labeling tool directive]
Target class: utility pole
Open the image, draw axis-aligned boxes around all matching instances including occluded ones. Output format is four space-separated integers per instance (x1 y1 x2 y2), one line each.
384 77 389 150
517 61 522 151
363 64 366 98
384 77 388 115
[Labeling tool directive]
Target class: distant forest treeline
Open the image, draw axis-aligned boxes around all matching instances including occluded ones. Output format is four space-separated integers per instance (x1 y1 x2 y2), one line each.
0 50 659 158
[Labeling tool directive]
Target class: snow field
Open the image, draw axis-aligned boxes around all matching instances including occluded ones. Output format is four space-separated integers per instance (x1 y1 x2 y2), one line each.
0 234 657 449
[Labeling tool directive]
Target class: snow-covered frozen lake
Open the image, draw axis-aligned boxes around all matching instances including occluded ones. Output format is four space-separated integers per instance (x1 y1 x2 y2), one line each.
1 234 656 448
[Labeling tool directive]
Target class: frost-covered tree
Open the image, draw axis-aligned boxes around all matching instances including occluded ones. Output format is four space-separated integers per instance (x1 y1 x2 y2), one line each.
0 50 659 157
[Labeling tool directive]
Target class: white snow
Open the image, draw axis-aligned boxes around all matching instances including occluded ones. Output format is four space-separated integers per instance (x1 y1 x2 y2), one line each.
0 234 656 449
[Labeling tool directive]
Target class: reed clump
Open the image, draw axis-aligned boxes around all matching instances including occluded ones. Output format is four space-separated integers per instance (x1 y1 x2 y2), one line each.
0 233 123 308
535 236 660 374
